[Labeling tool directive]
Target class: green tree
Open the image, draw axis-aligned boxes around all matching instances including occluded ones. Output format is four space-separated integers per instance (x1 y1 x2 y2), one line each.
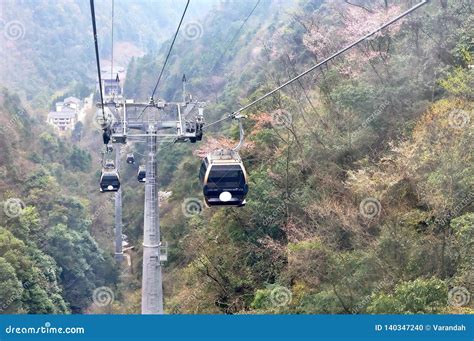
368 278 447 314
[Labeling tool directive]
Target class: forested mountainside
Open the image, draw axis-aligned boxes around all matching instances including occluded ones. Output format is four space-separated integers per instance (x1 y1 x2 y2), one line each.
0 0 473 315
0 89 118 313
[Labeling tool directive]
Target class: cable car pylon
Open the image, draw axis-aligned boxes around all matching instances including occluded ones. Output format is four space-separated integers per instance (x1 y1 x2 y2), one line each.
89 0 195 315
141 123 163 314
114 144 123 262
95 95 205 314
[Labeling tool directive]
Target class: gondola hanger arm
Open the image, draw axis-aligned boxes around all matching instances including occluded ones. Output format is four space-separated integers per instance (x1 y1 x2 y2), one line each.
232 115 246 152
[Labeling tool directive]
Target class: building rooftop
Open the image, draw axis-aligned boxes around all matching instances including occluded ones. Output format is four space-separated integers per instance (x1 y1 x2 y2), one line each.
48 109 77 119
104 79 120 84
64 96 81 104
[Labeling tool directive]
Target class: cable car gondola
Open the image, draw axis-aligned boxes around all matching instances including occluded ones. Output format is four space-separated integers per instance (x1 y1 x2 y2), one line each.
100 170 120 192
137 165 146 183
99 159 120 192
104 159 115 169
126 153 135 164
199 149 248 207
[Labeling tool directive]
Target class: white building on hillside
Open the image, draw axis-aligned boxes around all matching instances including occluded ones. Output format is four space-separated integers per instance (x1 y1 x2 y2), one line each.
47 107 77 131
55 96 82 112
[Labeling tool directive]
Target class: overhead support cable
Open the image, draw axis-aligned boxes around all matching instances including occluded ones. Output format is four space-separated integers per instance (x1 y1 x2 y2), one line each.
210 0 261 73
110 0 115 90
150 0 191 100
90 0 106 120
137 0 191 120
203 0 429 129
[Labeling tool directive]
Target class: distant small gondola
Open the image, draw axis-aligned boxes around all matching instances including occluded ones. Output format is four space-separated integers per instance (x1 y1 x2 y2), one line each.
104 159 115 169
126 153 135 164
199 149 248 207
137 165 146 183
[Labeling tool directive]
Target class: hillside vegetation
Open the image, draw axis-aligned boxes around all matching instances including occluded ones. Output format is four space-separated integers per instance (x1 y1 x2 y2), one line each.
122 0 473 314
0 89 119 313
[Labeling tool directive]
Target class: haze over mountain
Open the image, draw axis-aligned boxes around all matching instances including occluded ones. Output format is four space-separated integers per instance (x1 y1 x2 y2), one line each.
0 0 472 314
